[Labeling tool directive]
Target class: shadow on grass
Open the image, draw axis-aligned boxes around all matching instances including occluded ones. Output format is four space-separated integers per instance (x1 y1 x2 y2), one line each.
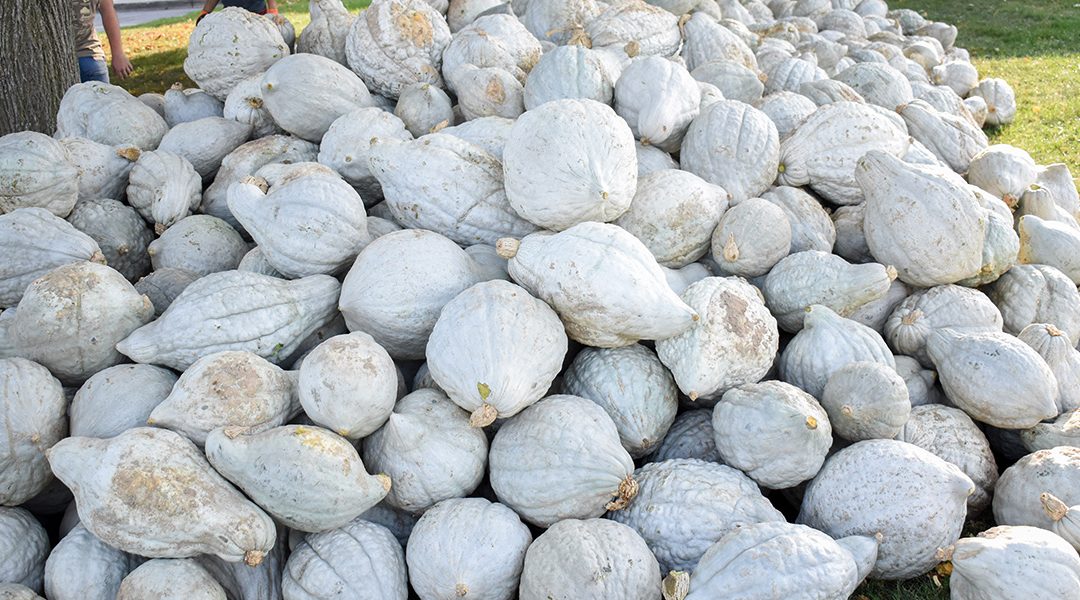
119 47 194 96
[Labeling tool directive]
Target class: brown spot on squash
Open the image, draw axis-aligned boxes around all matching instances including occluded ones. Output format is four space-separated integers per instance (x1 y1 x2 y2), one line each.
394 8 434 47
485 78 506 104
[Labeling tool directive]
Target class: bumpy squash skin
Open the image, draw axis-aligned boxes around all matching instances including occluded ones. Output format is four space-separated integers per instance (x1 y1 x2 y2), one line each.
317 108 412 204
988 264 1080 343
0 208 104 308
157 117 253 180
523 45 613 110
585 0 681 57
164 85 225 127
779 304 895 399
1021 409 1080 452
947 526 1080 600
126 150 203 232
681 100 779 203
116 559 226 600
362 389 487 513
898 99 987 174
297 0 355 64
133 268 200 317
440 15 539 121
184 7 290 101
971 77 1016 126
681 12 753 73
503 223 697 347
503 99 637 231
196 529 286 600
562 344 678 458
205 425 390 533
656 277 779 403
339 229 497 359
0 133 80 218
69 363 176 439
898 404 999 514
613 169 728 268
1018 215 1080 284
148 351 296 446
994 447 1080 530
298 332 397 439
1019 323 1080 412
67 199 154 283
760 186 836 254
821 361 911 441
394 83 454 137
967 144 1038 205
778 102 909 205
406 498 531 600
711 197 791 278
614 56 700 153
118 271 340 371
46 428 277 563
762 251 894 332
369 134 537 246
713 381 831 489
798 439 975 580
11 262 154 385
426 280 566 425
1043 493 1080 553
927 328 1059 429
648 409 720 463
204 135 319 228
0 508 49 593
756 92 818 139
55 82 169 151
261 54 373 143
344 0 452 99
223 75 283 138
43 524 139 600
518 518 660 600
282 518 408 600
834 62 913 111
608 458 785 573
229 171 369 278
885 284 1003 367
857 150 990 287
489 395 637 527
147 215 248 277
683 522 865 600
60 137 140 202
848 279 911 334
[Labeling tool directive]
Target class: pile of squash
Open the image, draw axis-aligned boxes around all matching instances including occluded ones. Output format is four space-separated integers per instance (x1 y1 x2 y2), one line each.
3 0 1080 598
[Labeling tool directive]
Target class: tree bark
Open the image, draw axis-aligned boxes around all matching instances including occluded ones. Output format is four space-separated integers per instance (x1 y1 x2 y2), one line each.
0 0 79 136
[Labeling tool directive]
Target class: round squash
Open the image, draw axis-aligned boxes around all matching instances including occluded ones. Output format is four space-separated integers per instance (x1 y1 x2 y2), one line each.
488 394 637 527
362 389 488 513
183 7 290 101
519 518 660 600
426 280 567 426
798 439 975 580
406 498 531 600
503 98 637 231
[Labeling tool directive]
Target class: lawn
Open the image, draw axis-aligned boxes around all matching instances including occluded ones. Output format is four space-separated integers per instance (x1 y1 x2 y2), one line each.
101 2 1076 599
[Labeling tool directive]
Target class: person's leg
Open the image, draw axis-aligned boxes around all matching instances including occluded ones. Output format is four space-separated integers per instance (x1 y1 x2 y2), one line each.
78 56 111 84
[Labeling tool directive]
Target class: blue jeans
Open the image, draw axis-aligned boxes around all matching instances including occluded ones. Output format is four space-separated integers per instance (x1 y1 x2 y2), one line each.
79 56 110 84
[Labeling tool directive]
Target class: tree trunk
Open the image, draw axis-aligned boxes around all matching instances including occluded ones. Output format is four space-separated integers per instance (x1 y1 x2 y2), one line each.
0 0 79 136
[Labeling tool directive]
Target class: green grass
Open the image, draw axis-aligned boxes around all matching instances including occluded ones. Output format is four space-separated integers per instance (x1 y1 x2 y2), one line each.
892 0 1080 177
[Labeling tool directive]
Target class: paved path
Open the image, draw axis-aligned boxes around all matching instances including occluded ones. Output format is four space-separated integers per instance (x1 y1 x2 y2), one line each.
96 6 195 28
